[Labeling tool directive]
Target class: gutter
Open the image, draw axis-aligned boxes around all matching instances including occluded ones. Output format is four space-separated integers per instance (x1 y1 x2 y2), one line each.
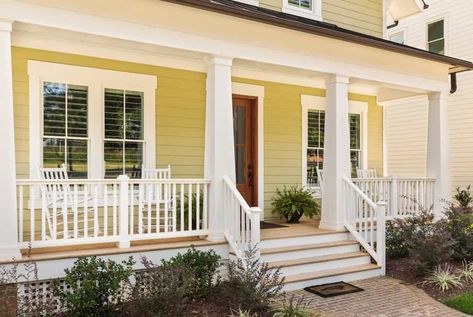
161 0 473 74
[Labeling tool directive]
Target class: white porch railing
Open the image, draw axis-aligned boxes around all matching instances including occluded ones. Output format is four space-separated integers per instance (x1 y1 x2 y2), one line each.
343 177 386 273
353 177 436 219
16 177 210 248
223 175 261 264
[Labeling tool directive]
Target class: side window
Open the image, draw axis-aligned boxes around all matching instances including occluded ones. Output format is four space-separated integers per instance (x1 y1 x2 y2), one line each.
427 19 445 55
288 0 312 10
42 82 88 178
389 32 404 44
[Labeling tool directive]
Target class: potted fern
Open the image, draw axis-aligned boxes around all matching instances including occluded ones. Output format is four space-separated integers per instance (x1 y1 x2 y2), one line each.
271 186 320 223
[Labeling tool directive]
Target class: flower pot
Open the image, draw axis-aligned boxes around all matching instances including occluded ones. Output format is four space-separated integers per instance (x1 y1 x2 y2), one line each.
286 212 303 224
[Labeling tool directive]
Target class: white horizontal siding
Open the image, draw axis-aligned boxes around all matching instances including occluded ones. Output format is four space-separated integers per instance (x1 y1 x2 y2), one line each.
385 0 473 191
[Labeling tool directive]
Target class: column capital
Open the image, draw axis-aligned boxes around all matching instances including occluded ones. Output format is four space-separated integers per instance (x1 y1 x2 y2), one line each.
326 74 350 85
0 19 14 33
204 55 233 68
428 91 449 102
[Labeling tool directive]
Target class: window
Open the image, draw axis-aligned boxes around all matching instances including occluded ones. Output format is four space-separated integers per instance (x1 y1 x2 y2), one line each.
427 19 444 55
389 32 404 44
282 0 321 20
29 61 156 180
305 110 362 186
104 89 145 179
42 82 88 178
288 0 312 10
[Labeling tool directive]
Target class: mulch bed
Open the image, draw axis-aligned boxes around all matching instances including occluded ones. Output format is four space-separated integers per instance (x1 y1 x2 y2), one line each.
387 257 473 301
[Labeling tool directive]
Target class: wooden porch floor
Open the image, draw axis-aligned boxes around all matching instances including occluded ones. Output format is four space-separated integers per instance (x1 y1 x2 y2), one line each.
1 237 222 264
261 219 345 240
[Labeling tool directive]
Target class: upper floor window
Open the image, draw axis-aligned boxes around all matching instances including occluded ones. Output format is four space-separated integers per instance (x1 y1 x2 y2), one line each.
289 0 312 10
427 19 445 55
283 0 321 21
389 32 404 44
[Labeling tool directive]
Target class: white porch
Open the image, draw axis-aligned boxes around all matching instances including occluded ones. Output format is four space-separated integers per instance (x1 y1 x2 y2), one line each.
0 1 468 286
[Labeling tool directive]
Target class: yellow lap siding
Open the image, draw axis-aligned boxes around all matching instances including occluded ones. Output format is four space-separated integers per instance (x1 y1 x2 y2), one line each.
12 47 206 179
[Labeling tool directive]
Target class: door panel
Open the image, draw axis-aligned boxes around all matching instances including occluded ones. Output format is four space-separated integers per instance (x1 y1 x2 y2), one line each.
233 96 257 206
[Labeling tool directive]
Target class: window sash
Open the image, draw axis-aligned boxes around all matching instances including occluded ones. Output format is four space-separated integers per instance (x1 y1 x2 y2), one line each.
288 0 312 10
427 20 445 54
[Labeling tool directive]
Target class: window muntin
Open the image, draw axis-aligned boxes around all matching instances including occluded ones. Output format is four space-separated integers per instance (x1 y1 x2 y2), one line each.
42 82 88 178
306 110 362 186
104 89 144 179
288 0 312 10
427 19 445 55
389 32 404 44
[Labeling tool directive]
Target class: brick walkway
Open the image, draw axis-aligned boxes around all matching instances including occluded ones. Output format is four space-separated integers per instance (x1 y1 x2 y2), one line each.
287 277 467 317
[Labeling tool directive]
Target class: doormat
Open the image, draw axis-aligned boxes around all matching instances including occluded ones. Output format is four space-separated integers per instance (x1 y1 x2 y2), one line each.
304 282 363 298
260 221 288 229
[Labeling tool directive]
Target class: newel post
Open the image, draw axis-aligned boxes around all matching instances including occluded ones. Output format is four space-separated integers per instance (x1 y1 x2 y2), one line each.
249 207 262 259
376 201 387 276
118 175 130 248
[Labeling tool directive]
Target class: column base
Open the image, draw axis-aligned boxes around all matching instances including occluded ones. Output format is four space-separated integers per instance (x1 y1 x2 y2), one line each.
207 230 226 243
319 220 346 231
0 245 22 261
117 240 130 249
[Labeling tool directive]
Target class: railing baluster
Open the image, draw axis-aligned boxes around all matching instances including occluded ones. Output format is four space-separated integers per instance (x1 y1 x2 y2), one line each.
18 185 23 244
104 184 108 237
180 183 185 232
172 183 177 232
164 182 169 233
196 184 201 231
83 186 88 238
52 185 57 240
94 184 99 237
113 183 118 236
138 184 143 235
73 184 78 239
188 183 192 231
30 185 35 242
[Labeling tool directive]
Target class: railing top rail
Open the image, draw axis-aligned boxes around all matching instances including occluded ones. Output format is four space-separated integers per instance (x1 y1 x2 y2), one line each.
354 177 436 181
16 178 211 185
223 175 252 214
343 177 378 210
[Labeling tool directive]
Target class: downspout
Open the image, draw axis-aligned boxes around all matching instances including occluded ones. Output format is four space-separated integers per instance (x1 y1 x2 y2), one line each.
450 73 457 94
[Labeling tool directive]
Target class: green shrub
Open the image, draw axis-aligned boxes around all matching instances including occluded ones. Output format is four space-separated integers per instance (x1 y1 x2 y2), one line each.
128 257 191 317
454 186 473 209
271 186 319 223
221 245 284 314
386 219 410 259
423 264 463 292
444 205 473 261
53 256 134 317
162 246 221 299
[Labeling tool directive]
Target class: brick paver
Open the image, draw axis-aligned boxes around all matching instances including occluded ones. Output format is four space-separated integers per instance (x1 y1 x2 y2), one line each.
286 277 467 317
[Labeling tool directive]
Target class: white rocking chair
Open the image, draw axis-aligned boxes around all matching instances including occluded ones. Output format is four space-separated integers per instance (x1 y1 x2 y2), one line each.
38 165 96 239
316 166 324 195
140 165 174 232
356 168 377 178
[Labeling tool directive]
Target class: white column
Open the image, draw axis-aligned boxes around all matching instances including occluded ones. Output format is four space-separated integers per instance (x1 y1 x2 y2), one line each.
0 20 21 259
204 56 235 242
427 92 450 217
319 75 351 231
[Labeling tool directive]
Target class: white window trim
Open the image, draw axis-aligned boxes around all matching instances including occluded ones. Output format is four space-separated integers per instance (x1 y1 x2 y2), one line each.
282 0 322 21
234 0 259 6
426 16 447 55
28 61 157 179
232 82 265 215
388 30 406 44
301 95 368 188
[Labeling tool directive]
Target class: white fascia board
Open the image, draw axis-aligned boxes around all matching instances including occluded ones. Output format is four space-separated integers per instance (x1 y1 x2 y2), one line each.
1 0 448 92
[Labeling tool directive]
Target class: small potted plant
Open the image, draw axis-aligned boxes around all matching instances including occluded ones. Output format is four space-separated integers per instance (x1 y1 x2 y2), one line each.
271 186 320 223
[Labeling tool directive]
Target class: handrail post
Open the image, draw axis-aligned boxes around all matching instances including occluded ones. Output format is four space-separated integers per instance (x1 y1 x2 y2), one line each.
390 176 398 218
118 175 130 248
249 207 262 259
376 201 387 276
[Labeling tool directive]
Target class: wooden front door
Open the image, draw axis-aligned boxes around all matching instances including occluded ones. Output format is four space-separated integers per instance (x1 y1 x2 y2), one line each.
233 96 258 206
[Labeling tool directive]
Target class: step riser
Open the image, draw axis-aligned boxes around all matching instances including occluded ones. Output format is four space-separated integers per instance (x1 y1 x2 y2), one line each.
283 268 382 291
275 256 372 276
261 233 349 249
261 244 360 262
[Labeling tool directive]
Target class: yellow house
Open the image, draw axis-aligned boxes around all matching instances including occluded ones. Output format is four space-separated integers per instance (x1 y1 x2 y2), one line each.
0 0 471 291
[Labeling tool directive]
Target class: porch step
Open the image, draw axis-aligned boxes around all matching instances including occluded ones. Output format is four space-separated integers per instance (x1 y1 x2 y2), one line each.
260 230 382 291
283 263 382 291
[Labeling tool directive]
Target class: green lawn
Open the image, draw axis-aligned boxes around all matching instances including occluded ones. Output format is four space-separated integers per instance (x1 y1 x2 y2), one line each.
444 292 473 315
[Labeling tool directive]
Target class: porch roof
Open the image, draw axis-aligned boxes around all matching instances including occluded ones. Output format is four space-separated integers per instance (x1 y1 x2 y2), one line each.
163 0 473 74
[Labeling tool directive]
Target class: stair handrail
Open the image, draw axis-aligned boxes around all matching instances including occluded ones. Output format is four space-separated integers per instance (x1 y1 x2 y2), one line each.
343 176 386 274
223 175 262 265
